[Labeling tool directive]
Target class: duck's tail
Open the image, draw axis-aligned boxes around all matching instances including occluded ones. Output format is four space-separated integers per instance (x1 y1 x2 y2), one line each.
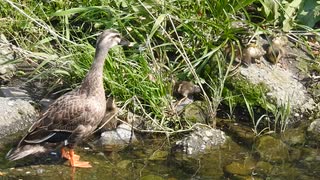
6 145 46 161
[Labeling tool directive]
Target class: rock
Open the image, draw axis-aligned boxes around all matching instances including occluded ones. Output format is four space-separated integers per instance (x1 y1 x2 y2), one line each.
173 124 227 155
0 97 37 138
255 161 273 175
148 150 169 161
0 87 31 101
307 118 320 143
116 160 132 169
255 135 289 163
220 121 256 145
0 34 16 84
94 123 137 151
175 97 194 112
240 63 315 114
140 175 164 180
183 101 207 124
223 160 255 176
281 127 306 146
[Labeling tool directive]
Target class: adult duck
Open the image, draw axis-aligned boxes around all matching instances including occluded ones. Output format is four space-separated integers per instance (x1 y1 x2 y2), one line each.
6 29 127 168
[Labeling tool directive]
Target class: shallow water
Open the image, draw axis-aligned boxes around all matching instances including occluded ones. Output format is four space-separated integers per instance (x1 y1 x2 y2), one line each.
0 132 319 179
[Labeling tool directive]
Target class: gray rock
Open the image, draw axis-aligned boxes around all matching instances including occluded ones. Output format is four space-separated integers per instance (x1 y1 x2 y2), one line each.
0 87 31 100
174 124 227 155
95 123 137 150
0 34 16 84
240 64 315 113
307 118 320 143
0 97 37 138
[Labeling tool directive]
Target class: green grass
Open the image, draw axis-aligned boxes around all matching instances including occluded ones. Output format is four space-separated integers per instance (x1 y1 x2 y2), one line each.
0 0 318 134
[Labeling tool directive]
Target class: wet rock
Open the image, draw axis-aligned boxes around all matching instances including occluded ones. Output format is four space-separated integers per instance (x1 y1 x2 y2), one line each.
281 127 306 146
307 118 320 143
183 101 207 124
140 174 164 180
173 125 227 155
289 148 302 161
116 160 132 169
223 161 255 176
255 135 289 163
255 161 273 176
0 97 37 138
220 121 256 145
301 147 320 162
148 150 169 161
94 123 137 151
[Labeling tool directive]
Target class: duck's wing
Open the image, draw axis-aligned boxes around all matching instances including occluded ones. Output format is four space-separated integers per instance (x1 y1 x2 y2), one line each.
18 92 90 146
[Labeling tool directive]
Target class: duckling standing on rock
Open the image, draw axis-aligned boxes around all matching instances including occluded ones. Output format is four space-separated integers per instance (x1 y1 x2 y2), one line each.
266 36 288 64
6 29 128 168
173 81 201 108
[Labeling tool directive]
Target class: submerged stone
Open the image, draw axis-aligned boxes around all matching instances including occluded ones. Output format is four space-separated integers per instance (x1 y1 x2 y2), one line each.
255 135 289 163
116 160 132 169
148 150 169 161
255 161 273 176
223 160 255 176
140 174 164 180
281 127 306 146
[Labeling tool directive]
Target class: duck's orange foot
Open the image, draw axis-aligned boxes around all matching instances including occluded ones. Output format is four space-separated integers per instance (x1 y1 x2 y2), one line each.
70 160 92 168
61 148 80 161
69 149 92 168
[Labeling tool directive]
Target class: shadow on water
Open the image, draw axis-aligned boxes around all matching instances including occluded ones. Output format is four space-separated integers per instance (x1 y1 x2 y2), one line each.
0 130 320 179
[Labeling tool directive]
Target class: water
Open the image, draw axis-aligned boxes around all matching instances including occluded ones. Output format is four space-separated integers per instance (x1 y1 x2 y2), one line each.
0 132 319 179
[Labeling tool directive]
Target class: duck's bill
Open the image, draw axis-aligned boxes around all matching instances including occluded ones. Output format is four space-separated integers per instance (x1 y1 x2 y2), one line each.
119 38 130 46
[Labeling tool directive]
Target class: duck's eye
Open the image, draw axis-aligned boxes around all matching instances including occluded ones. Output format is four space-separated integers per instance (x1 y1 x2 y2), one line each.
113 34 121 39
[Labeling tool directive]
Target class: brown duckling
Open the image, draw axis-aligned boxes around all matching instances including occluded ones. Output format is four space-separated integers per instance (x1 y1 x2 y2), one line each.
6 29 128 168
266 36 288 64
173 81 201 106
243 43 265 65
98 96 118 131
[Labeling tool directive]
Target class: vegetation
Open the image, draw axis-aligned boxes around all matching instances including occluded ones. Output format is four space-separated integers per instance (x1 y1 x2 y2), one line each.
0 0 319 134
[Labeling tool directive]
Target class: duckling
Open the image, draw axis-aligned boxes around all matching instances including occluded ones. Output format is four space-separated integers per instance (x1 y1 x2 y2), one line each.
6 29 128 168
266 36 288 64
173 81 201 107
243 43 265 65
98 96 118 131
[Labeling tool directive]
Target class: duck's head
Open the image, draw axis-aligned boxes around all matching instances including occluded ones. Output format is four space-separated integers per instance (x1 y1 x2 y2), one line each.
96 29 128 51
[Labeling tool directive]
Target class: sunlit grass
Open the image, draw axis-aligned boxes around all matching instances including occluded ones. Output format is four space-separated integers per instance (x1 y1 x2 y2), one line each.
1 0 317 133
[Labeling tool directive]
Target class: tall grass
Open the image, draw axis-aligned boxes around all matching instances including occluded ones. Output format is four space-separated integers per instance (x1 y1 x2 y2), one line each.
0 0 314 133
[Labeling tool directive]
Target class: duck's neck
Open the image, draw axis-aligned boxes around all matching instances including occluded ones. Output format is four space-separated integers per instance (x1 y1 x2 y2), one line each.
80 47 109 96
